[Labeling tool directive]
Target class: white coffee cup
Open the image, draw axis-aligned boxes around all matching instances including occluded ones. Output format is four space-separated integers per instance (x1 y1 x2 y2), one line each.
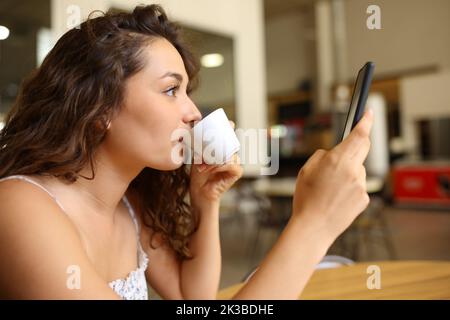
183 108 240 165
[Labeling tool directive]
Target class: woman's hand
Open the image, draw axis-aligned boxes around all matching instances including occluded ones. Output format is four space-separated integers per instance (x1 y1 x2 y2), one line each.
189 121 243 211
292 109 374 242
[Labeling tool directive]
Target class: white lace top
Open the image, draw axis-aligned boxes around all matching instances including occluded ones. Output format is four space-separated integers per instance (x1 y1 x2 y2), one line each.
0 175 149 300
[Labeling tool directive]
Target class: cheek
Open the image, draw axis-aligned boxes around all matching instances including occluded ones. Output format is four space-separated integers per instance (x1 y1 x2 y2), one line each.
125 93 174 138
109 103 181 164
130 114 173 153
142 109 180 148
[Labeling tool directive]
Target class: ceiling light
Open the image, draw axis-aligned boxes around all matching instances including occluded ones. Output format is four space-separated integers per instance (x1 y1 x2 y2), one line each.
0 25 10 40
201 53 224 68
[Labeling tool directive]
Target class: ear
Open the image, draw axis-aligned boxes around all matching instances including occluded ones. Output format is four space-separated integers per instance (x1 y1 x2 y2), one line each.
94 119 110 131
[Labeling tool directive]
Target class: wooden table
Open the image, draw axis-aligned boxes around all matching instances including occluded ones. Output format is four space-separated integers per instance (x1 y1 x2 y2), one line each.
217 260 450 299
252 176 384 197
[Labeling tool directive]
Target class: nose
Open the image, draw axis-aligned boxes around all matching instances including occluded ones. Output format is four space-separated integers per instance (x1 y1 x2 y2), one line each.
183 97 202 127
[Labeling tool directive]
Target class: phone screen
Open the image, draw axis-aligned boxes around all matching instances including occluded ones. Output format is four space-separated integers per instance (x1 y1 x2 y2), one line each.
341 62 375 141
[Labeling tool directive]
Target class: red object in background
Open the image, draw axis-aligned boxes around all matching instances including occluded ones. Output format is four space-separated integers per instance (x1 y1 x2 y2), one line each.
393 162 450 207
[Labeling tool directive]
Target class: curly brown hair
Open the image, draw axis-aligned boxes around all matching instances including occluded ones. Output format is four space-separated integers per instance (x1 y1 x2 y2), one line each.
0 4 199 259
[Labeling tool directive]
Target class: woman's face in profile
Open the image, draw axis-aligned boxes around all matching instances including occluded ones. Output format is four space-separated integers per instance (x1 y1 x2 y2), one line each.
104 37 202 171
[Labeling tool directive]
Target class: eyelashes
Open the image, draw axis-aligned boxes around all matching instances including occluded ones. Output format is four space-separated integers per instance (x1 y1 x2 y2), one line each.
164 84 180 97
164 83 193 97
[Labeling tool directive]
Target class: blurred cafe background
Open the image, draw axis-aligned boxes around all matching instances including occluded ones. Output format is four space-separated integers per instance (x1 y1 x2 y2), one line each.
0 0 449 297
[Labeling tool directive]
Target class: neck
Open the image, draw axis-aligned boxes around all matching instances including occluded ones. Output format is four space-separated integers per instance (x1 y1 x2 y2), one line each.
72 145 143 219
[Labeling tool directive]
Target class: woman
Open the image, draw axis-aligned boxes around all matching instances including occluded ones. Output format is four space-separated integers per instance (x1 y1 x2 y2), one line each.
0 5 373 299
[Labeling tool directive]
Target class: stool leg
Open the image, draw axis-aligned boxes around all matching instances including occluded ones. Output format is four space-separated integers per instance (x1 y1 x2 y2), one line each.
379 206 397 259
247 219 262 269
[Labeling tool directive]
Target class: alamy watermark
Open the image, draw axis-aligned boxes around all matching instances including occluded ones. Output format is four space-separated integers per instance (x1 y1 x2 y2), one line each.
66 5 81 30
66 264 81 290
170 127 280 176
367 5 382 30
366 264 381 290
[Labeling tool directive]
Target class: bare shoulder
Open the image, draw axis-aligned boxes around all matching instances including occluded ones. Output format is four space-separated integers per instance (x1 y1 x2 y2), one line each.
0 177 62 212
0 178 120 299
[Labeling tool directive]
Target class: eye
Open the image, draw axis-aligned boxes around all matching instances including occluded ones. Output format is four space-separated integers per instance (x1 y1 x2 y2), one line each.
164 85 180 97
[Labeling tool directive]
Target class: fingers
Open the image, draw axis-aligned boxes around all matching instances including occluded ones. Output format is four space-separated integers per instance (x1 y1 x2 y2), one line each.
217 153 241 169
303 149 327 168
209 153 242 174
297 149 327 179
311 149 327 161
334 109 374 162
360 165 367 184
351 135 371 164
226 152 240 165
197 153 241 173
229 120 235 129
211 162 242 175
356 165 367 192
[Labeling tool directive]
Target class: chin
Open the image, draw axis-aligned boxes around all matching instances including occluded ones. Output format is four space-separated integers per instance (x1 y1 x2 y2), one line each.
151 158 184 171
163 162 184 171
147 144 188 171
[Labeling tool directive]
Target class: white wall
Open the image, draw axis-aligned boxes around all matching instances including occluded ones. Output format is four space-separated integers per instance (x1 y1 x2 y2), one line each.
265 10 315 95
262 0 450 107
51 0 267 176
344 0 450 79
341 0 450 156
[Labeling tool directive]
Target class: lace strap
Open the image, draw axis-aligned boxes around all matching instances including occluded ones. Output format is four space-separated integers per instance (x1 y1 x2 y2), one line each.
122 195 140 235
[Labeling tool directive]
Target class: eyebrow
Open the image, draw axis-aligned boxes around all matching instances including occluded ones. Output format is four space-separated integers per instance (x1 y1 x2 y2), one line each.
159 72 184 83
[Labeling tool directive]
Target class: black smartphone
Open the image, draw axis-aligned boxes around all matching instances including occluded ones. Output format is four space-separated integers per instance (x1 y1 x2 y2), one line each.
341 61 375 141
